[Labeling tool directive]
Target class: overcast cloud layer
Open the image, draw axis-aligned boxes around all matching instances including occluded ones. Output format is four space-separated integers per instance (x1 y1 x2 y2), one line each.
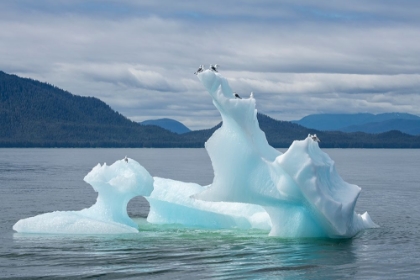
1 0 419 129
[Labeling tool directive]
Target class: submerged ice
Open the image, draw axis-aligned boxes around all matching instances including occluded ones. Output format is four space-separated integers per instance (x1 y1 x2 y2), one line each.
14 69 377 238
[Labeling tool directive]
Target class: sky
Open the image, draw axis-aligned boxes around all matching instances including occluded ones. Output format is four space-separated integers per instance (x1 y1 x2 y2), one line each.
1 0 420 130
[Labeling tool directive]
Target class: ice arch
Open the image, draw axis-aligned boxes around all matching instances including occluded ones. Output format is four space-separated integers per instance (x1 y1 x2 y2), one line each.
13 158 153 234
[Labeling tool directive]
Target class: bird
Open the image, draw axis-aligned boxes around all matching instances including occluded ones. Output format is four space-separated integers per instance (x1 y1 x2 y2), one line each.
194 65 204 75
210 64 219 72
311 134 320 142
124 156 128 163
250 92 254 98
234 92 242 99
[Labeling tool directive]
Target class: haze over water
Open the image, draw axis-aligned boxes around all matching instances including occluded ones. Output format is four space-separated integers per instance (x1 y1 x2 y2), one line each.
1 148 419 279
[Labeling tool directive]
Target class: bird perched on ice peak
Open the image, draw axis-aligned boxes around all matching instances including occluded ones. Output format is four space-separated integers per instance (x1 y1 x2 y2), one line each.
309 134 320 142
124 156 128 163
194 65 204 75
234 92 242 99
210 64 219 72
250 92 254 98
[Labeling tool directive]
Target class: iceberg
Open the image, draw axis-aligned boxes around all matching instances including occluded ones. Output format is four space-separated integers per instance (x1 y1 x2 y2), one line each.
13 158 153 234
13 69 377 238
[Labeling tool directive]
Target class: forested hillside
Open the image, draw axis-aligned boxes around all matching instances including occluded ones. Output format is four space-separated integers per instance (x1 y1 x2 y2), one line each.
1 70 419 148
0 71 195 147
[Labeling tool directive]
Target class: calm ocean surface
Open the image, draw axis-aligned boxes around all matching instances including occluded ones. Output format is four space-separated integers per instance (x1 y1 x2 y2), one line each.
0 148 419 279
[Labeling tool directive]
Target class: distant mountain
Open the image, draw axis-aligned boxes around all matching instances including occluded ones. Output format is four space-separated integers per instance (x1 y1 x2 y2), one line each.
342 119 420 135
141 118 191 134
183 113 420 148
293 113 420 135
1 70 419 148
180 113 314 147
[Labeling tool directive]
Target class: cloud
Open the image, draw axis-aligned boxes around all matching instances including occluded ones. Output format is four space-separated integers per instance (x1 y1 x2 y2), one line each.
0 1 419 129
229 73 420 95
58 63 186 92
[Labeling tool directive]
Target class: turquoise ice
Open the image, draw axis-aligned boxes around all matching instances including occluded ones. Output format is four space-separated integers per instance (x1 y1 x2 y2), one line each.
14 70 377 238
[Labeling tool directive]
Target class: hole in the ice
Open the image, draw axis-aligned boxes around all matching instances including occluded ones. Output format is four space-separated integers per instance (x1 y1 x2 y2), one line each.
127 196 150 218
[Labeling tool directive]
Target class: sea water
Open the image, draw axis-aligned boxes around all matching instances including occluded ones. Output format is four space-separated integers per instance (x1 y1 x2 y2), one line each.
1 148 419 279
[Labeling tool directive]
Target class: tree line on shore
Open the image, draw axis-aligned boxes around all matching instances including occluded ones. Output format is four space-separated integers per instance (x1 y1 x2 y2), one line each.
1 70 419 148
